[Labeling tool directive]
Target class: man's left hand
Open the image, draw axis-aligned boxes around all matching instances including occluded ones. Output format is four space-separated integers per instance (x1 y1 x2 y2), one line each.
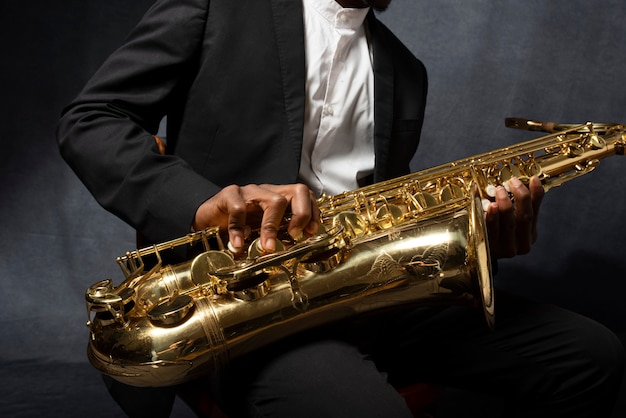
485 176 545 259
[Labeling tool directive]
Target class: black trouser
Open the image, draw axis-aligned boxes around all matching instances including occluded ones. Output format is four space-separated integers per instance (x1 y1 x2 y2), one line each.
104 290 625 417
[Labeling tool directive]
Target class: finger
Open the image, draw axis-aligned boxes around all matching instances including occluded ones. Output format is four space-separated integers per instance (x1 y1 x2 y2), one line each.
284 183 314 239
305 189 322 236
253 190 289 252
193 186 248 249
485 201 500 257
263 184 320 239
222 186 248 252
508 177 533 254
494 185 516 258
528 176 545 242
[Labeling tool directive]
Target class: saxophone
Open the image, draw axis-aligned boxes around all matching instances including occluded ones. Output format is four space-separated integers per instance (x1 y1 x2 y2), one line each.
85 119 625 387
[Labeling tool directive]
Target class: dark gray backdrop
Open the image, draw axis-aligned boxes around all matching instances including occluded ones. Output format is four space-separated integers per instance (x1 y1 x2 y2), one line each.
1 0 625 416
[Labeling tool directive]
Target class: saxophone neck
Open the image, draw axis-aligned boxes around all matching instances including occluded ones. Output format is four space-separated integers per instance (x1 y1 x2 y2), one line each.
510 120 625 192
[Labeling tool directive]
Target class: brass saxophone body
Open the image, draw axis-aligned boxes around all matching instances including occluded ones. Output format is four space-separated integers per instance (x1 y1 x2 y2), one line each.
85 120 625 387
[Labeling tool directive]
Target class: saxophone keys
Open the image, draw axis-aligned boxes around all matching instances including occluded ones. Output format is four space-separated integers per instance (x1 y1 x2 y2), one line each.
412 191 438 210
586 133 606 149
232 279 270 301
333 211 368 239
566 143 584 157
190 250 235 286
85 280 135 327
439 183 465 202
375 204 404 229
497 162 517 184
300 247 343 273
522 158 541 178
86 279 122 305
147 294 195 326
248 238 286 259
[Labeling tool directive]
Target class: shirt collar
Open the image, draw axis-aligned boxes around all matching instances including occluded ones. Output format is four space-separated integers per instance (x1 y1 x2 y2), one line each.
305 0 369 30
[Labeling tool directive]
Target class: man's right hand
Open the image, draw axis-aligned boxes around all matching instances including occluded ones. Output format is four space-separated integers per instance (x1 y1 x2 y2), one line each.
193 184 321 254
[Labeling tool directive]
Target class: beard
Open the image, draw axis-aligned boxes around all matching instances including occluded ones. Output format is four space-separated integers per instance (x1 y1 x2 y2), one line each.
341 0 391 11
365 0 391 11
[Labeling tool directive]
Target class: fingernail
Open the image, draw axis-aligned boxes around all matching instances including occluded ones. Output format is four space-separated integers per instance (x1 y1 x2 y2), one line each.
233 235 243 250
510 177 522 188
290 228 304 242
228 241 242 253
263 238 276 252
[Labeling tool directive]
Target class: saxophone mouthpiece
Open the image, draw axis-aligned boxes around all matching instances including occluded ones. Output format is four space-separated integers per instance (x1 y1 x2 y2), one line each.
505 118 558 133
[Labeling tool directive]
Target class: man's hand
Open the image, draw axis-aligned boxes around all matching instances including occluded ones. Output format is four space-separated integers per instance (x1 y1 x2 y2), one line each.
485 176 545 259
193 184 320 253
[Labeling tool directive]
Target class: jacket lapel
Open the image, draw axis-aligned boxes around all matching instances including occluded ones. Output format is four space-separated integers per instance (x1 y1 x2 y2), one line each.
270 0 306 169
368 12 394 183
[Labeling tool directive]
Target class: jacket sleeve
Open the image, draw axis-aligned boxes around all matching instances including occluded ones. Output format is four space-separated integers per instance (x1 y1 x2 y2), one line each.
56 0 219 243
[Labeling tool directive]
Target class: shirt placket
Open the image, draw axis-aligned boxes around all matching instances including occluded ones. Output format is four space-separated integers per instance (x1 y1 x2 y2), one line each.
312 14 354 188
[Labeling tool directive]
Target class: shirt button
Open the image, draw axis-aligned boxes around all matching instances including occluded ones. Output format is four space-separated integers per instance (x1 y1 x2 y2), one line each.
325 104 334 116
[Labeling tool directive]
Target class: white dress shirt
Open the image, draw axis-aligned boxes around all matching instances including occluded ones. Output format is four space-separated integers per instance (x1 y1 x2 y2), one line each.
299 0 375 197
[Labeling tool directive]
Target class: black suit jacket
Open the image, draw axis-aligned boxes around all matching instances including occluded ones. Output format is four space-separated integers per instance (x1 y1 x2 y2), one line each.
57 0 428 243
